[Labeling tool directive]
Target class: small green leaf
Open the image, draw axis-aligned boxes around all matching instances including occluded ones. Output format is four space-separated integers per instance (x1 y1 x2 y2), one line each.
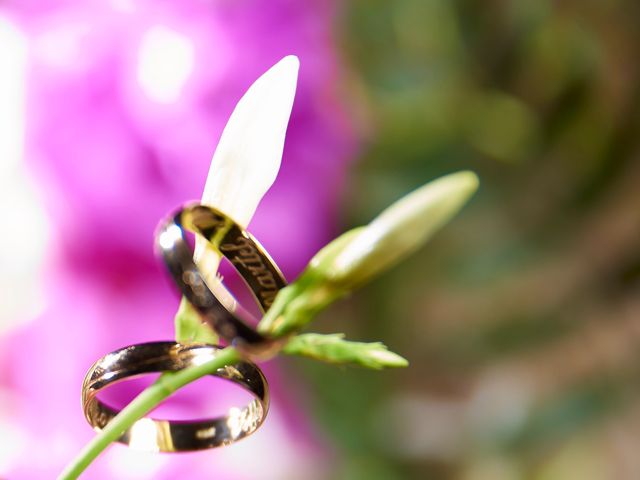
174 297 219 344
257 228 364 336
282 333 409 369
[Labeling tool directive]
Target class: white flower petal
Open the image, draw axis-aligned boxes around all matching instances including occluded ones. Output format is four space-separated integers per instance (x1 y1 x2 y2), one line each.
201 55 299 227
194 56 299 304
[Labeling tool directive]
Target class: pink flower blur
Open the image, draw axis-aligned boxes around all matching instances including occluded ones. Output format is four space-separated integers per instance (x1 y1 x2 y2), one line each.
0 1 355 478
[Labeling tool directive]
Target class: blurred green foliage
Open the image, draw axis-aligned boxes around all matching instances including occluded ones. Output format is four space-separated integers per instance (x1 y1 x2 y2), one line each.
295 1 640 478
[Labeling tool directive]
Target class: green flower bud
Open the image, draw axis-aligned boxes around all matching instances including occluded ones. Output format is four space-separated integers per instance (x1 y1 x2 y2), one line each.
330 171 478 288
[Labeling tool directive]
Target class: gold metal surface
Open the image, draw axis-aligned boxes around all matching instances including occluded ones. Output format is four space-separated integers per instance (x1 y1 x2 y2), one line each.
82 342 269 452
156 203 287 358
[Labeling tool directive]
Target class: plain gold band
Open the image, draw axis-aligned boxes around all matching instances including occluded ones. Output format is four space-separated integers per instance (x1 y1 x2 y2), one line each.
82 342 269 452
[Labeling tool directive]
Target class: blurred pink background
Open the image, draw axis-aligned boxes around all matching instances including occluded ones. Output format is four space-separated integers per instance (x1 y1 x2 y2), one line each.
0 1 355 478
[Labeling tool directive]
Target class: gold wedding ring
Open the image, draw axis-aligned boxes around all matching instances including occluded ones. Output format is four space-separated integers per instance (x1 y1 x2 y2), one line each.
82 342 269 452
156 204 287 358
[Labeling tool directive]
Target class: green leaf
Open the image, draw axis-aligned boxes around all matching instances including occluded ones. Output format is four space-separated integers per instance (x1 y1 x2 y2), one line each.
257 228 364 336
282 333 409 369
174 297 219 344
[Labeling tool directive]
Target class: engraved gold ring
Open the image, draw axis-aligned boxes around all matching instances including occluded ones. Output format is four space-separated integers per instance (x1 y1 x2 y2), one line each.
82 341 269 452
156 203 286 358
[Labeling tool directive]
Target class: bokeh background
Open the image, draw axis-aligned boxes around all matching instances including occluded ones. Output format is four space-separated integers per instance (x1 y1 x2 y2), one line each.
2 1 640 479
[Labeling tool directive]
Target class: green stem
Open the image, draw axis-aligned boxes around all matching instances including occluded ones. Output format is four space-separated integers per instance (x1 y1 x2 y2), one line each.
58 347 240 480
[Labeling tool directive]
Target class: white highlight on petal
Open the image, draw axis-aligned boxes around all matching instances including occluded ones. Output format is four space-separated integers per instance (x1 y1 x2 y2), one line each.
107 441 168 478
195 56 299 296
137 25 195 104
32 20 91 69
110 0 136 13
0 17 25 170
0 17 49 331
0 391 27 472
